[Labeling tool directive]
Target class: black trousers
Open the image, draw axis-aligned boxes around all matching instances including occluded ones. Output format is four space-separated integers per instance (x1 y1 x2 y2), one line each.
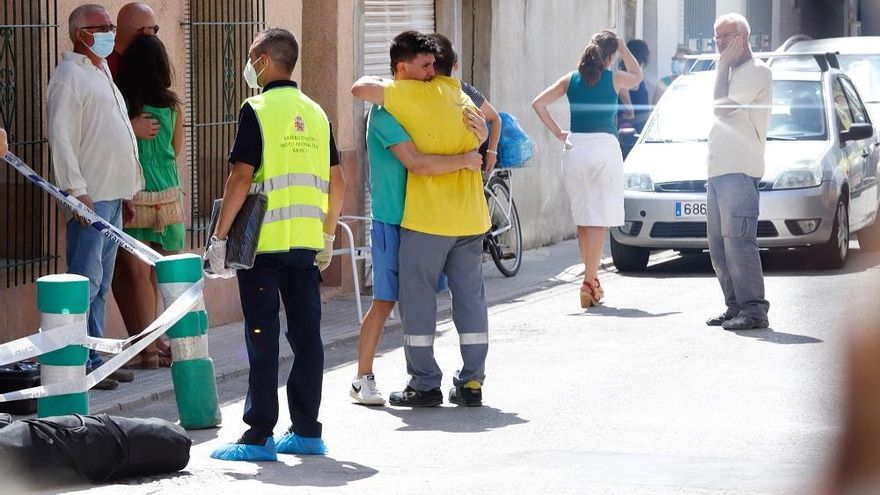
237 249 323 443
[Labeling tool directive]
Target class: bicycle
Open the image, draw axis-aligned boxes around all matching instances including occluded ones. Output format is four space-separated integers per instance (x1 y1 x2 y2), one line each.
483 168 522 277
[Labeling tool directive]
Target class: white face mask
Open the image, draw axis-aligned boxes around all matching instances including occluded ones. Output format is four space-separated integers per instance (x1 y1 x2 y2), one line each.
86 31 116 59
243 57 266 89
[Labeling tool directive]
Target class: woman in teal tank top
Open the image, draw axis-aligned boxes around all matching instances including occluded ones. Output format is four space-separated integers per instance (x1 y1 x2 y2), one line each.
112 35 185 368
532 30 643 309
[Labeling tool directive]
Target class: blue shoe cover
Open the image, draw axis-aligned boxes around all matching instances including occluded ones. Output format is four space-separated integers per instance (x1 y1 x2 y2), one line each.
274 432 327 455
210 437 277 461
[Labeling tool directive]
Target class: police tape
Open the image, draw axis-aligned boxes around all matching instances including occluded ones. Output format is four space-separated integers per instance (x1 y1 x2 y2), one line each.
0 280 204 402
0 318 87 365
0 283 204 365
1 151 162 266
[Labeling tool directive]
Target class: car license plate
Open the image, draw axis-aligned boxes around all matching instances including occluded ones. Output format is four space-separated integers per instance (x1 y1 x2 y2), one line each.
675 201 707 218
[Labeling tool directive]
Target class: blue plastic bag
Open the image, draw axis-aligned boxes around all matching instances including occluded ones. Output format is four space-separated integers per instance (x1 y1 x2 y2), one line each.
497 112 534 168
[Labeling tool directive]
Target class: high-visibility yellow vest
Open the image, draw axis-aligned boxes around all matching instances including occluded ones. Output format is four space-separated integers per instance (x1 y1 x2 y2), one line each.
246 86 330 253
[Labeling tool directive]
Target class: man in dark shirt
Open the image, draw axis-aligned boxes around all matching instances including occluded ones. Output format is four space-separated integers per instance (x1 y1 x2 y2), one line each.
108 2 160 140
207 28 345 462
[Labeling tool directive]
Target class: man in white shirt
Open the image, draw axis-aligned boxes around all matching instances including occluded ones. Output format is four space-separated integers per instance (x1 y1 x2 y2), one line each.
705 13 772 331
47 4 142 379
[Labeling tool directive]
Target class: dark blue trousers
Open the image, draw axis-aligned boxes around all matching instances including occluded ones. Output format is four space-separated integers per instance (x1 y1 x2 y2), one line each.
237 249 323 443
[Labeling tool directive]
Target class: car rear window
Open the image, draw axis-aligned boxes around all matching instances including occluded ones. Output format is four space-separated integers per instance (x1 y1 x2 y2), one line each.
642 78 826 142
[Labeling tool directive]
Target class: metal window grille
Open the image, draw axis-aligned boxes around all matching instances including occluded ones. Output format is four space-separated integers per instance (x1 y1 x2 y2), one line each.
184 0 265 249
683 0 716 54
0 1 60 288
747 0 773 52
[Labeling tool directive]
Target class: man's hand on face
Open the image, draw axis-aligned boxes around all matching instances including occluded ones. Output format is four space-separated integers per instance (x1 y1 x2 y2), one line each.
718 35 744 69
463 106 488 143
75 194 94 226
131 113 160 139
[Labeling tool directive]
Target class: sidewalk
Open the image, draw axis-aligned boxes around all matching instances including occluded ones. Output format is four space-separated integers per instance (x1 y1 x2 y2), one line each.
88 238 614 415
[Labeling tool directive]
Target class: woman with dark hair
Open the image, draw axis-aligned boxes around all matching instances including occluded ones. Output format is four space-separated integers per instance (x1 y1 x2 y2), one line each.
113 34 185 368
618 39 650 132
532 30 642 309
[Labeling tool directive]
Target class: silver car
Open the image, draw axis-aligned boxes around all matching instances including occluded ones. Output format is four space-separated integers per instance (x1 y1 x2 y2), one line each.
784 37 880 122
611 58 880 271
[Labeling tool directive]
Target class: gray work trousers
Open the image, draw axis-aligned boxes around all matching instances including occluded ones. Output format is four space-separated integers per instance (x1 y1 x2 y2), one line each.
398 229 489 391
706 173 770 320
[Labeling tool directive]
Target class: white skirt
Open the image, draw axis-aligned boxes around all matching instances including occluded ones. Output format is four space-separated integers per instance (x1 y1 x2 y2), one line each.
561 132 624 227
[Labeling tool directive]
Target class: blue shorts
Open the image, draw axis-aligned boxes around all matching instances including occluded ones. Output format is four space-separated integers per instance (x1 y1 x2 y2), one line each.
371 220 447 301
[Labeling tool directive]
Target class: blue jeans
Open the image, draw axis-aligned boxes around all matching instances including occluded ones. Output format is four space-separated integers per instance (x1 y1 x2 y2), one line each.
706 174 769 320
65 199 123 369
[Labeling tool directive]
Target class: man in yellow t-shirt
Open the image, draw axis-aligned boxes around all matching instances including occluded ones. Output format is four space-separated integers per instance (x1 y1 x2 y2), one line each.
352 30 490 408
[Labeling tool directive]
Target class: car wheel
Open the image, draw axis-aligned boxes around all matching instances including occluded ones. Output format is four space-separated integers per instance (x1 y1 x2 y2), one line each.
610 235 650 272
814 199 849 269
856 212 880 252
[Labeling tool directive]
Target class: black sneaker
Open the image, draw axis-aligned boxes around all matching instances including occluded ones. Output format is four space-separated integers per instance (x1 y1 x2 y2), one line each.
388 386 443 407
705 312 735 326
92 378 119 390
449 380 482 407
108 370 134 383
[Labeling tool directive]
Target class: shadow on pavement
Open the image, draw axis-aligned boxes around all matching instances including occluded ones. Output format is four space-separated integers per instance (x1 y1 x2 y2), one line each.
569 305 681 318
186 426 222 447
223 457 378 488
375 405 528 433
624 246 880 278
725 327 823 344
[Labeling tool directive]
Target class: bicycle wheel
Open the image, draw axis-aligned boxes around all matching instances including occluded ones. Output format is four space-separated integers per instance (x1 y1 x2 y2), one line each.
486 177 522 277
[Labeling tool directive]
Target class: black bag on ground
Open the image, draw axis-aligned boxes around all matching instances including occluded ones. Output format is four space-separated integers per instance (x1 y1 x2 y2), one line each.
205 194 267 270
0 414 191 484
0 362 40 415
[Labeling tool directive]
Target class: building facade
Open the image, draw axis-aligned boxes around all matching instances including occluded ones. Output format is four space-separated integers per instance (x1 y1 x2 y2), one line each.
7 0 869 345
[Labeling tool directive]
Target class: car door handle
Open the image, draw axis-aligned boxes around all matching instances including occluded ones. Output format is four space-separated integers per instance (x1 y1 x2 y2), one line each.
863 149 871 157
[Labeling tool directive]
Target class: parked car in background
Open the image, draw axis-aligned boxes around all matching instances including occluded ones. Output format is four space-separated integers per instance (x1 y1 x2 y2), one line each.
611 54 880 272
784 37 880 123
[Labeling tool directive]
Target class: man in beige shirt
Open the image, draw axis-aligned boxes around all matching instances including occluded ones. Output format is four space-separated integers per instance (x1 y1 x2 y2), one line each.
705 13 772 331
0 127 7 156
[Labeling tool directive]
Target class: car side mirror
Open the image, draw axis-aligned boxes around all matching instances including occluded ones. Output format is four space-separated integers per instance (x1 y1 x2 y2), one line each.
841 123 874 143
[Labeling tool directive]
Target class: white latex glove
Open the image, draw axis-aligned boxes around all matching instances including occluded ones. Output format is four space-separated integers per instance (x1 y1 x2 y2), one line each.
315 233 335 271
203 236 236 279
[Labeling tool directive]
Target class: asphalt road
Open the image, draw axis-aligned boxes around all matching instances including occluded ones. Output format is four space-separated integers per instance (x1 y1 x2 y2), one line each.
29 241 880 495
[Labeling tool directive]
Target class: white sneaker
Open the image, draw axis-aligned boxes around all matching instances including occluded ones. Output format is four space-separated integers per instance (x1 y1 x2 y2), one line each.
350 374 385 405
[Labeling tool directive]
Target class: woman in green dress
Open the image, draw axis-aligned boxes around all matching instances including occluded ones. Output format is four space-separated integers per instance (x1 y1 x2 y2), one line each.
113 35 184 368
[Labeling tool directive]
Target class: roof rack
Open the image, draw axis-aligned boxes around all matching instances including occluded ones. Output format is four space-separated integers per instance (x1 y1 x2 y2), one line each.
685 51 840 72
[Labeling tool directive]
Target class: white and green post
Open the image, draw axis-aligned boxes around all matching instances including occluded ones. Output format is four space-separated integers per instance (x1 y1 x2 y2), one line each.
156 253 221 429
37 274 90 417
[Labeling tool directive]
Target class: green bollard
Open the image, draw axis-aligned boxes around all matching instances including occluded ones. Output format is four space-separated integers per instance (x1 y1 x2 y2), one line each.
37 274 90 417
156 253 221 429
